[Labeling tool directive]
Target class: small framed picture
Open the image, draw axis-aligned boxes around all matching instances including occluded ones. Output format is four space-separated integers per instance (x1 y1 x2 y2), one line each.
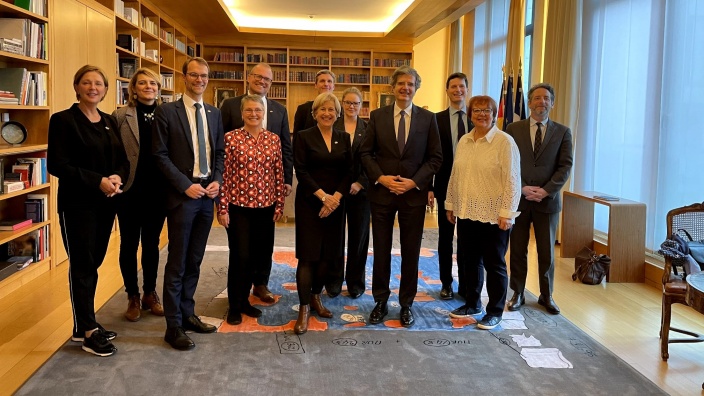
214 87 237 108
378 93 395 108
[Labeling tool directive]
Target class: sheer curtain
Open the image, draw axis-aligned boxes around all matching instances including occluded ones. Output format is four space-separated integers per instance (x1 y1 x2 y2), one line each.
575 0 704 250
470 0 510 98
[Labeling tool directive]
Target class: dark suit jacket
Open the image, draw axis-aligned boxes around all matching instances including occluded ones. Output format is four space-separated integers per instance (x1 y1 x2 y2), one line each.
334 116 369 189
432 108 473 201
506 118 573 213
220 94 293 185
152 98 225 210
293 100 315 134
360 104 443 206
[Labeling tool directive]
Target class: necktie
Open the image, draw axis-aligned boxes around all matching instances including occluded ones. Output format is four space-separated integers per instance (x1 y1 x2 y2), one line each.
534 122 543 157
194 103 208 175
398 110 406 154
457 110 466 142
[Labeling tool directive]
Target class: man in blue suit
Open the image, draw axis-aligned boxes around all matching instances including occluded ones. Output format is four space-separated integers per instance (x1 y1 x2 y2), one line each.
360 66 443 327
153 57 225 350
220 63 293 304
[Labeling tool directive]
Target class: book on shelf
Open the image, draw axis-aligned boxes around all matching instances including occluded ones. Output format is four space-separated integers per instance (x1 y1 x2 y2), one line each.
0 68 27 106
0 38 23 56
119 58 138 79
3 181 25 193
25 199 42 223
10 164 30 183
117 34 138 53
26 193 48 222
0 18 46 59
0 218 32 231
8 255 34 269
16 154 47 186
12 0 46 17
123 7 138 24
7 228 42 262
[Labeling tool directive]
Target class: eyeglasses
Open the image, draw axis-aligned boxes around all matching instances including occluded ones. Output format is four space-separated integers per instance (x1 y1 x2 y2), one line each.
243 109 264 114
250 73 272 84
343 101 361 107
472 108 492 115
187 73 209 80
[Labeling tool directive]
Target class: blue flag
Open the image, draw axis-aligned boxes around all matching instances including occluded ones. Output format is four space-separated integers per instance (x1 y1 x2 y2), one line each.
515 74 527 120
503 75 514 130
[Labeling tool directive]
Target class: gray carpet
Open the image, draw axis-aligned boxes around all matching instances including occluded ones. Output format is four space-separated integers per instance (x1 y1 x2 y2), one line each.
17 226 665 395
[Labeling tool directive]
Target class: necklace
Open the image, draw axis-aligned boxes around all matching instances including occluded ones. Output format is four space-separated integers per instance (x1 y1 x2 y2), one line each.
143 111 155 124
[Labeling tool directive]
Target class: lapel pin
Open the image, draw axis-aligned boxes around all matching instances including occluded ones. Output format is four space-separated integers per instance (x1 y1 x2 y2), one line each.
334 141 338 144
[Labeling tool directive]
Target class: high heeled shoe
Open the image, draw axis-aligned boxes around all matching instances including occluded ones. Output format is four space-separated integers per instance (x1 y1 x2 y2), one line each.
311 294 333 318
294 304 310 334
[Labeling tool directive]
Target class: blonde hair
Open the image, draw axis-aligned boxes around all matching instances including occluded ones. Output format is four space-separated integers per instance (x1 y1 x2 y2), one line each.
312 92 341 118
127 68 162 107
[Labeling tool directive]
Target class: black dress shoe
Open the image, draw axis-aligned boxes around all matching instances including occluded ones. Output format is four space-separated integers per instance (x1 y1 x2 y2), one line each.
226 311 242 325
507 292 525 311
348 290 362 299
538 295 561 315
183 315 217 333
439 286 454 300
368 301 388 324
400 307 415 328
164 327 195 350
241 305 262 318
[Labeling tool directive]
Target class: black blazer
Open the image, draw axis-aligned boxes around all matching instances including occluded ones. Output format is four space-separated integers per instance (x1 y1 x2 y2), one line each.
47 104 129 211
220 94 293 185
293 126 352 201
505 118 573 213
152 98 225 209
333 116 369 189
359 104 443 206
431 108 473 201
293 100 315 135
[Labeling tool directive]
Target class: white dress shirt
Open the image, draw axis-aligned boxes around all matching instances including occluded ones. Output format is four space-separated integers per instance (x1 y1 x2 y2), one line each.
182 94 212 178
394 102 413 143
445 124 521 223
530 116 549 147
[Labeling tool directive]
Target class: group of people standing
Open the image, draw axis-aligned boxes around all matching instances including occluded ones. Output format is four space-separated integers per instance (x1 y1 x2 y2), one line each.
46 56 572 357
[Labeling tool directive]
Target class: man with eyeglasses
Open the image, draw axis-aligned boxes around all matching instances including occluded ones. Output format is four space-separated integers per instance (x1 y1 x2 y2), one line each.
429 72 473 302
220 63 293 304
153 57 225 350
293 69 336 137
359 65 442 327
505 83 573 315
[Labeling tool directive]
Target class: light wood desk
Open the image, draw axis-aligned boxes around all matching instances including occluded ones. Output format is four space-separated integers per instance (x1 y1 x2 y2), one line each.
561 191 646 283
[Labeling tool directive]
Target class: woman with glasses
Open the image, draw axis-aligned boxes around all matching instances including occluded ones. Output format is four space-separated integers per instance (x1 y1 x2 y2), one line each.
444 95 521 331
293 92 352 334
217 94 285 326
326 87 369 299
112 68 166 323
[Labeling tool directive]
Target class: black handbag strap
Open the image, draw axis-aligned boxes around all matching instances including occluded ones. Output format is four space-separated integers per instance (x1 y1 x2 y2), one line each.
678 228 695 242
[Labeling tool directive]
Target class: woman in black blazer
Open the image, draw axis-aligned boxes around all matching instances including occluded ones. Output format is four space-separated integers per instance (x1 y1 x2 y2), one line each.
47 65 129 357
328 87 369 298
112 68 166 322
293 92 352 334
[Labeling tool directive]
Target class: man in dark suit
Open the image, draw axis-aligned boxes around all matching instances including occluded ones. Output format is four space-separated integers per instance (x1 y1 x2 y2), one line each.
220 63 293 303
360 66 443 327
153 57 225 349
429 72 472 301
293 69 335 135
505 82 573 315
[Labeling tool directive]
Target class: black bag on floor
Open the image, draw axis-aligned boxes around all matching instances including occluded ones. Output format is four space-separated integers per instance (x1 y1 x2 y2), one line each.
572 247 611 285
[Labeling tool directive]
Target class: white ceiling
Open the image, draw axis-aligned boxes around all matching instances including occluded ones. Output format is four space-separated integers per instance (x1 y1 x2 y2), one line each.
222 0 415 34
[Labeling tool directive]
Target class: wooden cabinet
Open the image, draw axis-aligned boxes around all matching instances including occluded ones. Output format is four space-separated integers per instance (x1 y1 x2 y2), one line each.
200 44 413 127
0 0 51 293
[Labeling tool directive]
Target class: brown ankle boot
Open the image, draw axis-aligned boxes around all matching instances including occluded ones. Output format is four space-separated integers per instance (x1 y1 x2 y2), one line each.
142 291 164 316
311 294 333 318
124 294 141 322
294 305 310 334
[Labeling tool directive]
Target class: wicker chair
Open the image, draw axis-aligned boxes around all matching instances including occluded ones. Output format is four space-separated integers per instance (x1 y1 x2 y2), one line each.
660 201 704 361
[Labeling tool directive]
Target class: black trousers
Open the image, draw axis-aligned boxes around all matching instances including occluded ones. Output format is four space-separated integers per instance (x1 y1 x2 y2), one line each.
457 218 510 317
60 205 116 334
116 191 166 296
162 196 214 328
224 204 276 311
370 200 426 307
436 198 467 292
509 207 559 296
326 191 370 295
297 259 329 305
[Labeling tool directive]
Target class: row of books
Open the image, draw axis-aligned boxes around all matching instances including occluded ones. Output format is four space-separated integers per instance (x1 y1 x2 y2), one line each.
1 155 47 193
0 224 49 273
116 80 129 105
268 86 286 98
175 39 186 54
0 68 48 106
248 53 287 64
209 70 243 80
336 74 370 84
289 56 329 65
0 18 47 60
373 58 411 67
142 16 158 37
331 58 371 67
117 34 139 54
213 52 244 63
161 73 174 90
12 0 47 17
160 29 174 46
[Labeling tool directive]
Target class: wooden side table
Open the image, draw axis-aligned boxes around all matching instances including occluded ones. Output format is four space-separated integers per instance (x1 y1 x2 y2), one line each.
560 191 646 282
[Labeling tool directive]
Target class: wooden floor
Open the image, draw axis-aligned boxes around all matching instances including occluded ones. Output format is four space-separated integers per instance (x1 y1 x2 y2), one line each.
1 213 704 396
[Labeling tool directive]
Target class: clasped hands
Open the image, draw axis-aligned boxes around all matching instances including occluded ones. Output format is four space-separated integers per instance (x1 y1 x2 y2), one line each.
446 210 513 231
186 181 220 199
100 175 123 197
318 191 341 218
378 175 416 195
523 185 548 202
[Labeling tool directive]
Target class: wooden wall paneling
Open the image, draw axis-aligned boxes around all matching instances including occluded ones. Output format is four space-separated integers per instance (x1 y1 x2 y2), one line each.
87 7 118 113
52 0 88 112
